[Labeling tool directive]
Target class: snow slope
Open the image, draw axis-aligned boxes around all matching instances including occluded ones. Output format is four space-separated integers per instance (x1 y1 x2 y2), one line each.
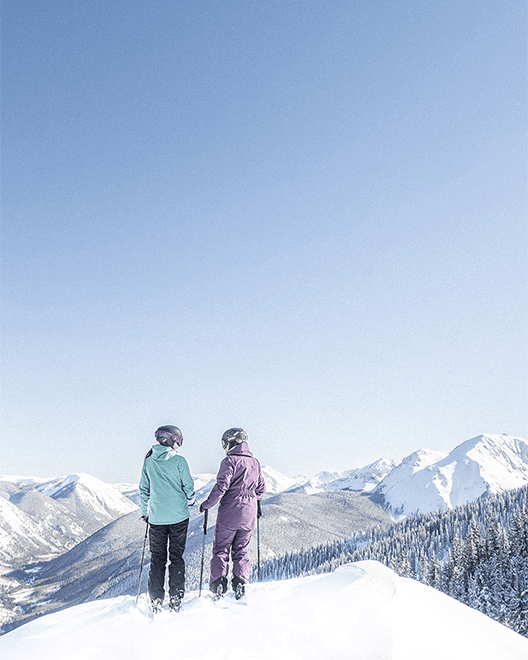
0 497 65 565
0 473 138 567
34 473 138 523
260 464 305 494
4 491 393 634
1 561 526 660
0 492 89 566
374 434 528 516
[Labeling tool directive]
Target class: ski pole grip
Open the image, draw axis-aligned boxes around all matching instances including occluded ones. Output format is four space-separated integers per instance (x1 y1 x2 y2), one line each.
203 508 208 534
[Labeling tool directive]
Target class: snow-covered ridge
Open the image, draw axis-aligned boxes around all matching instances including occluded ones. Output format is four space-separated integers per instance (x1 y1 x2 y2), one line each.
36 473 138 521
260 465 304 494
2 433 527 568
257 434 528 518
1 560 526 660
290 457 400 494
1 473 138 521
375 434 528 517
0 473 138 566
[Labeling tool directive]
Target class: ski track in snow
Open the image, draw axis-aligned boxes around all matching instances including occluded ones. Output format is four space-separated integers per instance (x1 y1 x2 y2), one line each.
1 561 527 660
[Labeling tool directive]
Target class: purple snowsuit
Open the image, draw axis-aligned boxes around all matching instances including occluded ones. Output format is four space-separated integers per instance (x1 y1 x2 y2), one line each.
201 442 266 584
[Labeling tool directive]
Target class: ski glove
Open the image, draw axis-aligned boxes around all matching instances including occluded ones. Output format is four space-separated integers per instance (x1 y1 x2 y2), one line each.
141 515 149 523
199 503 207 513
257 501 262 518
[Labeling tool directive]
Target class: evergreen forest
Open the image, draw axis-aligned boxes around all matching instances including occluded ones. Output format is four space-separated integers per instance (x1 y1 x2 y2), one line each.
253 486 528 637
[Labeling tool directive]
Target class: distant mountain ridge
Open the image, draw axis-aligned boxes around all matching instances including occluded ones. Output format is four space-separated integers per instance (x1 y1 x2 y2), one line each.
0 473 138 567
289 457 400 494
264 433 528 518
374 434 528 516
115 433 528 518
2 432 528 635
2 433 526 570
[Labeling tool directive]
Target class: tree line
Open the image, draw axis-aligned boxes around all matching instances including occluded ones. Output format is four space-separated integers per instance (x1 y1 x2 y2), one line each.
253 485 528 637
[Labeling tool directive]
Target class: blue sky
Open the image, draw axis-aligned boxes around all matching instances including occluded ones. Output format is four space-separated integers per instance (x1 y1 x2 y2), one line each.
1 1 526 483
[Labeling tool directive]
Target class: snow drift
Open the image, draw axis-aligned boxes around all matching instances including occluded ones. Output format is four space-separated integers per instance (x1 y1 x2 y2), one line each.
1 561 526 660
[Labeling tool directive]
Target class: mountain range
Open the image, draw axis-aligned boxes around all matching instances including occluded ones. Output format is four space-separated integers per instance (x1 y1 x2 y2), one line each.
115 433 528 518
271 433 528 518
374 433 528 516
2 433 528 635
2 433 527 571
0 473 138 568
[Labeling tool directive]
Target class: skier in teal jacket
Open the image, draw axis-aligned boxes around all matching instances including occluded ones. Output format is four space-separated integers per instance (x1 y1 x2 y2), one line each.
139 425 195 613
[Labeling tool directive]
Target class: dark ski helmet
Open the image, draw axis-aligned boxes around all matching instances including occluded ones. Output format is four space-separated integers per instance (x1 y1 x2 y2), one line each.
221 428 248 452
155 425 183 448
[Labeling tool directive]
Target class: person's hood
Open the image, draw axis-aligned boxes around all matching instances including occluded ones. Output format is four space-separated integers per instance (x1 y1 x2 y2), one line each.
227 441 253 458
150 443 179 461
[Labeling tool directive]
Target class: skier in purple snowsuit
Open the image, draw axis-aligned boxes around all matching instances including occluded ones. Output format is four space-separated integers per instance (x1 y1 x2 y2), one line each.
200 428 266 599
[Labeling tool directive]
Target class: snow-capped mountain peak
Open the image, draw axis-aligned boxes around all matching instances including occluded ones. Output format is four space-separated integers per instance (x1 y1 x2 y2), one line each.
398 448 449 471
289 458 400 494
33 472 138 522
0 473 138 567
374 433 528 516
260 465 304 494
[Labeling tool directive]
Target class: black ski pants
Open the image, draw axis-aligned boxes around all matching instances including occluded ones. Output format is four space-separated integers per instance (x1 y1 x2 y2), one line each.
148 518 189 601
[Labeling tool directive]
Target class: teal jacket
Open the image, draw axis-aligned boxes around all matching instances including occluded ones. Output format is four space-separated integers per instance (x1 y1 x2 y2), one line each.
139 444 195 525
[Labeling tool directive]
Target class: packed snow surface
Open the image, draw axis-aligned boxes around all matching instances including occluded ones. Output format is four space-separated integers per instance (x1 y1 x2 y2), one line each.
2 561 527 660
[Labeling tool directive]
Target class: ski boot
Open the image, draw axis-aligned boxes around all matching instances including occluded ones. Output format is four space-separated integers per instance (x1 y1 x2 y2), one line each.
149 597 163 614
210 576 227 601
169 590 184 613
232 575 245 601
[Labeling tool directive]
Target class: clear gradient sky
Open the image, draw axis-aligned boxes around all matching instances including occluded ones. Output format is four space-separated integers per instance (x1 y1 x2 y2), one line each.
1 1 527 484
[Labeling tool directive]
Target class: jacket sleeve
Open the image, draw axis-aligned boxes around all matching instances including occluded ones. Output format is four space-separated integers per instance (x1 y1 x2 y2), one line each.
201 457 234 510
179 457 195 500
139 462 150 517
255 460 266 500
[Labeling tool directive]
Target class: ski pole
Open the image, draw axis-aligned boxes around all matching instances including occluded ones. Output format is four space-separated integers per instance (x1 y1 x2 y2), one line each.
257 514 261 582
199 509 208 597
136 520 149 606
